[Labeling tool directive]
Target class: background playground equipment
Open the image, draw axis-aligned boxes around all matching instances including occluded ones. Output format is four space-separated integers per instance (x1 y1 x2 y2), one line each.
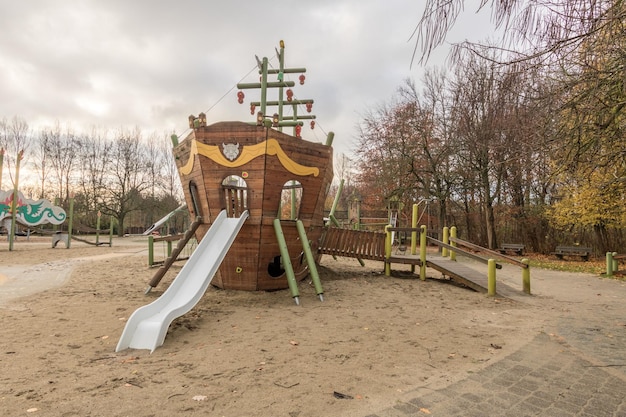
0 188 67 250
52 198 114 248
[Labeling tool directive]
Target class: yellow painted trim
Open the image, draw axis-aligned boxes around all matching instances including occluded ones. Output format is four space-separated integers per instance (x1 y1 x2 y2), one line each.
179 138 320 177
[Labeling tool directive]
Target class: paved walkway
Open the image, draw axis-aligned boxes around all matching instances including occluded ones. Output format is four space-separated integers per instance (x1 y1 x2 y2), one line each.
367 259 626 417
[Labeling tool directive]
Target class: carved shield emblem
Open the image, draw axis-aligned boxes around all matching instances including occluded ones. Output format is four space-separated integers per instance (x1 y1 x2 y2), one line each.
222 143 240 161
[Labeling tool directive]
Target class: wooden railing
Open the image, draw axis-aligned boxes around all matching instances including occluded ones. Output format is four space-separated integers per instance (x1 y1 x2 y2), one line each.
319 227 386 261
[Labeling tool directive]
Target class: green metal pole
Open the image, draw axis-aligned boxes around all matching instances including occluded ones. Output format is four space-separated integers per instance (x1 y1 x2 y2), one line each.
488 259 496 296
442 226 449 258
148 235 154 267
273 219 300 305
522 258 531 294
8 150 23 251
384 225 392 276
296 220 324 301
613 252 619 274
67 197 74 249
420 225 427 280
450 226 457 261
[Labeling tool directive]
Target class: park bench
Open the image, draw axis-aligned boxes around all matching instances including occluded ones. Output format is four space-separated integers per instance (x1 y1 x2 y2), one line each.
553 245 592 261
499 243 525 256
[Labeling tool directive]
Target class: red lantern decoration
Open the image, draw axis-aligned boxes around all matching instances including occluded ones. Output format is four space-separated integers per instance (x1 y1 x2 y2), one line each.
295 125 302 137
299 74 305 85
306 102 313 113
310 120 315 129
286 89 293 102
237 91 245 104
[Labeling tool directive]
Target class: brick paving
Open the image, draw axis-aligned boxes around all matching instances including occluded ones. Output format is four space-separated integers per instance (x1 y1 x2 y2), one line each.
365 262 626 417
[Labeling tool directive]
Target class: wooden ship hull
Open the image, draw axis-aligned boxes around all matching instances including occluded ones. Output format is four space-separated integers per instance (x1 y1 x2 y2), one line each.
173 121 333 291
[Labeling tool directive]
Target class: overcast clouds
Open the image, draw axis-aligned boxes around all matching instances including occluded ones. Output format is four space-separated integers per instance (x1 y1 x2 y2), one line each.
0 1 494 158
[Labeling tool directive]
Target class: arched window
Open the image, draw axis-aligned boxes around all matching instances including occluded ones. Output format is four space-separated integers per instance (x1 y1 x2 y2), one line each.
189 181 203 218
279 180 302 220
222 175 248 217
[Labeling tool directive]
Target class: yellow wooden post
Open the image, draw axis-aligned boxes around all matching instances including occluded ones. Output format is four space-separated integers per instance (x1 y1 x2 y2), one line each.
442 226 449 258
488 259 496 296
450 226 457 261
384 225 392 276
522 258 531 294
420 225 427 280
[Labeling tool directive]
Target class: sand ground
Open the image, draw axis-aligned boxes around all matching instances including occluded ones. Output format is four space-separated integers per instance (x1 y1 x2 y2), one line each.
0 236 580 416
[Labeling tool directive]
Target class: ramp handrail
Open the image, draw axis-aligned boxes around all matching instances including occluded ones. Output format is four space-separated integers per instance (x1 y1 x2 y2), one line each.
146 216 202 293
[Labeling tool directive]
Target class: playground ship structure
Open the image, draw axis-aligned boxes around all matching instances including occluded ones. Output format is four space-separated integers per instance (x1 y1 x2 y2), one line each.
172 41 334 292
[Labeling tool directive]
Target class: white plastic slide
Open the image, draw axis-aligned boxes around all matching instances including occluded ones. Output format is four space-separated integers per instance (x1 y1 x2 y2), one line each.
116 210 248 352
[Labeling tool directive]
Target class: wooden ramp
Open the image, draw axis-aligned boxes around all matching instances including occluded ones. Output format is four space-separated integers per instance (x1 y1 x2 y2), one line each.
427 257 517 297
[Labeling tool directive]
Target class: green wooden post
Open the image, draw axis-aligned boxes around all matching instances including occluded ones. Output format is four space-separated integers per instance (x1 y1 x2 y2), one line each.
450 226 457 261
325 131 335 146
613 252 619 274
273 219 300 305
148 235 155 267
167 240 173 258
384 225 392 276
329 179 344 219
487 259 496 296
67 197 74 249
522 258 531 294
410 203 418 273
261 57 268 116
96 210 101 246
296 220 323 301
420 225 427 280
0 148 4 191
442 226 449 258
8 150 23 251
109 216 114 246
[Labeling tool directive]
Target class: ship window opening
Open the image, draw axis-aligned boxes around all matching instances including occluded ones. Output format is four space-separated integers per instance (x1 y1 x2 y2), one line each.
189 181 203 218
267 255 285 278
279 180 302 220
222 175 249 218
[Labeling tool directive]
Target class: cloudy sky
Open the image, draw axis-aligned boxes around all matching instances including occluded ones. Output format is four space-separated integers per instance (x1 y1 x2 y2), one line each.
0 1 495 158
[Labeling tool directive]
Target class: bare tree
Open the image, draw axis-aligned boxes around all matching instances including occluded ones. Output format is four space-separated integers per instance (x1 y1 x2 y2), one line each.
0 116 31 187
41 122 79 204
101 127 150 236
77 127 111 213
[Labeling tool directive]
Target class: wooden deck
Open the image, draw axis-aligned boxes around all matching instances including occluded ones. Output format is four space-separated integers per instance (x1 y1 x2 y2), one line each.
319 228 518 296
